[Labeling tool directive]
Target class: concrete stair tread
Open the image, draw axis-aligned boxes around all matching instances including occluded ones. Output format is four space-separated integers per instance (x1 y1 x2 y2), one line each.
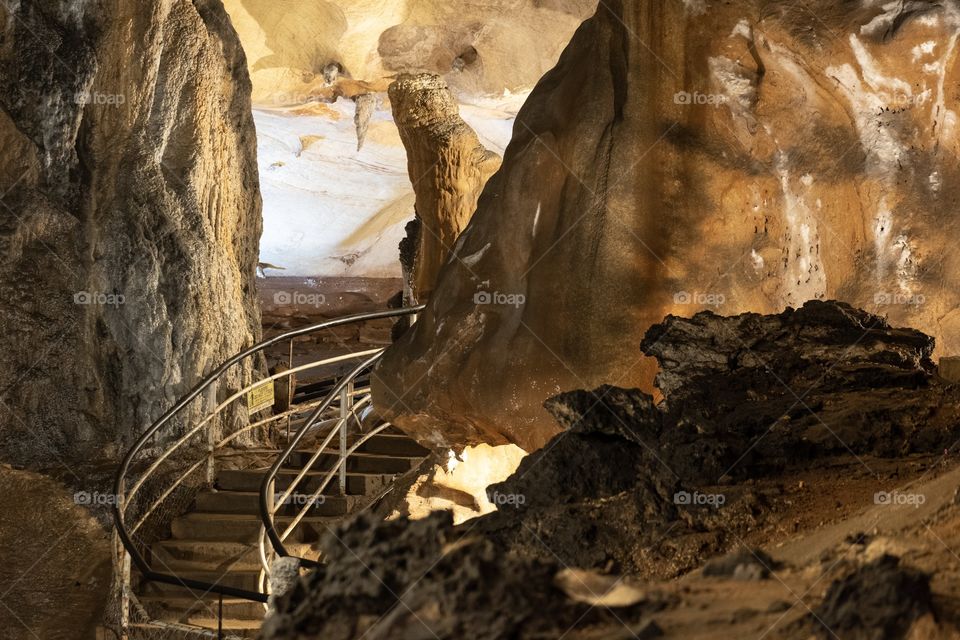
186 617 261 630
215 468 397 495
170 511 342 542
138 593 266 622
153 539 316 571
193 490 355 517
282 450 424 472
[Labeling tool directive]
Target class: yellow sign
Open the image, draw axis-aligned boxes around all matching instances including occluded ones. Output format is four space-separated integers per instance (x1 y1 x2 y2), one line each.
247 380 275 414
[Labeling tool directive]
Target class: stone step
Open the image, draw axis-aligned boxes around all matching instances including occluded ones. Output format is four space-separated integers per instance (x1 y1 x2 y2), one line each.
139 594 266 622
353 433 430 457
194 490 353 517
284 450 421 474
186 616 261 638
170 512 339 542
152 539 316 572
215 468 392 495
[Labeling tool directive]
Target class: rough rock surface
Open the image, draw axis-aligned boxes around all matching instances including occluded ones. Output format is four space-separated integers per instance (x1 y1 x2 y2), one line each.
376 0 960 451
221 0 597 103
265 303 960 639
806 554 933 639
261 511 671 640
0 0 261 468
470 302 960 576
0 465 112 640
385 74 501 303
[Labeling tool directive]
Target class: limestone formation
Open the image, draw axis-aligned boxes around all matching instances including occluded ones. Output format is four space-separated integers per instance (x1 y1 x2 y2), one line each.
376 0 960 451
0 0 261 468
353 93 377 151
387 74 501 302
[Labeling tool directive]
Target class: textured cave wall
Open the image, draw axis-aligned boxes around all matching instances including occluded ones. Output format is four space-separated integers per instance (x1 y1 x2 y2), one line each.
0 0 262 468
388 73 501 302
374 0 960 452
221 0 599 103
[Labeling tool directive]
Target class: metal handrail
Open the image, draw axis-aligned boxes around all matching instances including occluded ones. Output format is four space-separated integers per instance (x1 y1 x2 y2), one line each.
112 305 424 611
258 353 382 563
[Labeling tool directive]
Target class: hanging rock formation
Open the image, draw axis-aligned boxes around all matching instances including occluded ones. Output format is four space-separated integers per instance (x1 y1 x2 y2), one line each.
374 0 960 452
221 0 598 103
0 0 262 468
388 73 501 302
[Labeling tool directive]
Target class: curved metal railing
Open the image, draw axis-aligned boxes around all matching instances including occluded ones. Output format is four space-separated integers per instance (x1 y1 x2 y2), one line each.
112 306 423 631
256 352 388 591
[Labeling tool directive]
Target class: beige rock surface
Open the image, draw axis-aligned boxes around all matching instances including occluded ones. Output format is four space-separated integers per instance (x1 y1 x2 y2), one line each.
222 0 597 104
0 465 112 640
0 0 261 467
388 73 501 302
375 0 960 452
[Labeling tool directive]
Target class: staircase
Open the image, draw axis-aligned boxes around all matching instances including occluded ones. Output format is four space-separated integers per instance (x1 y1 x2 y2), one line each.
135 428 428 637
113 306 426 640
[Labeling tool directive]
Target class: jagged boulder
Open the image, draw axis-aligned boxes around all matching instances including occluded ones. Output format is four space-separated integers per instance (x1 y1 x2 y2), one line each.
471 302 960 574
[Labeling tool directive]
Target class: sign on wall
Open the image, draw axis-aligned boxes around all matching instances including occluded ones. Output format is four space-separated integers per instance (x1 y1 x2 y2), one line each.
247 380 275 414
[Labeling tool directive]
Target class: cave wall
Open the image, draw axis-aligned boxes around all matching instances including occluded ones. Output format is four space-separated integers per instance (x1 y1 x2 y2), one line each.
0 0 262 468
374 0 960 452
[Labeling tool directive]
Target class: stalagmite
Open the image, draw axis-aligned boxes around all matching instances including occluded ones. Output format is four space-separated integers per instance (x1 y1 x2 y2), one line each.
387 73 501 302
353 93 377 151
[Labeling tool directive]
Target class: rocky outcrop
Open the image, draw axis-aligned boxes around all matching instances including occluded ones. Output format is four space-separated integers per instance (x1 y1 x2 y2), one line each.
387 74 501 302
261 511 671 640
221 0 597 104
0 465 112 638
375 0 960 451
0 0 261 467
804 555 933 640
471 301 960 575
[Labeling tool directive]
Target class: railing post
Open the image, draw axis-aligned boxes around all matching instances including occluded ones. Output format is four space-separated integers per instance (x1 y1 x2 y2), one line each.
286 337 294 445
115 480 131 640
339 378 353 495
205 380 218 485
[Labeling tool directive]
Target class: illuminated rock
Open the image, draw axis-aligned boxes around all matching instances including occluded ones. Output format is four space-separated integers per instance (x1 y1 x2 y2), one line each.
0 0 261 464
388 73 502 301
376 1 960 451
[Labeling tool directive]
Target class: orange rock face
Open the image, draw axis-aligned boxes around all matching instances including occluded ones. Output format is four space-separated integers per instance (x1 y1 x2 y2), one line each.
374 1 960 452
